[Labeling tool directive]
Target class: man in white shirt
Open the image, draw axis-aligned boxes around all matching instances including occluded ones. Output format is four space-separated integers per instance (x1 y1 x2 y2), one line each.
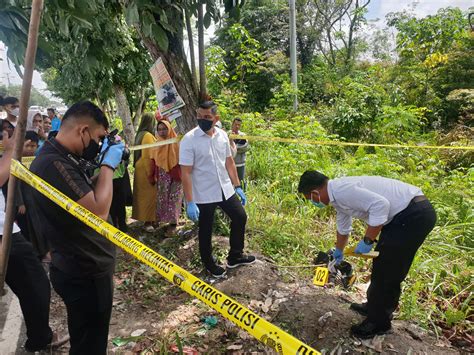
180 101 256 278
298 170 437 338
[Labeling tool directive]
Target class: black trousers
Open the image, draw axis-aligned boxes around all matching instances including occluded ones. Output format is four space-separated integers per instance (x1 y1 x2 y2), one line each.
50 266 113 355
4 233 53 351
367 199 437 327
197 193 247 267
110 177 128 231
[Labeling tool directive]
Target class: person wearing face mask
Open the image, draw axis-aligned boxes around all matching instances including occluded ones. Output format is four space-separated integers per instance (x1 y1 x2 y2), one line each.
2 96 20 125
28 101 125 355
298 171 437 339
180 101 255 278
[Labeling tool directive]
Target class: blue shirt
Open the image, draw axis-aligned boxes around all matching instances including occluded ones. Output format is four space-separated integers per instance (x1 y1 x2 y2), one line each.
51 116 61 131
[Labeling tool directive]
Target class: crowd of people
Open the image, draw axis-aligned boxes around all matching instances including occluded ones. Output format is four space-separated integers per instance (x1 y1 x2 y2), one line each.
0 96 436 354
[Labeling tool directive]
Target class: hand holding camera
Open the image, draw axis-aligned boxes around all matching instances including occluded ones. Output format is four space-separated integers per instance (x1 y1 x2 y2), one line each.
98 130 130 169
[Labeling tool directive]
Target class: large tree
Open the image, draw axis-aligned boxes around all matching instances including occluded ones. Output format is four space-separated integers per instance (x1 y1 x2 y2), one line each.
38 2 155 143
123 0 223 132
2 0 233 134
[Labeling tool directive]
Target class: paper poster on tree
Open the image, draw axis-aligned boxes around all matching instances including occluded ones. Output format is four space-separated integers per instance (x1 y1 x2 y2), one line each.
149 58 185 115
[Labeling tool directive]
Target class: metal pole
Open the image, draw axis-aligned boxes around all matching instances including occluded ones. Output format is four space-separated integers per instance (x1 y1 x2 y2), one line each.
289 0 298 111
0 0 44 293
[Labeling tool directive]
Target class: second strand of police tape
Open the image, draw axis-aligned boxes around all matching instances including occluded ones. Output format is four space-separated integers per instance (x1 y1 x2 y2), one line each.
10 160 319 355
127 135 474 152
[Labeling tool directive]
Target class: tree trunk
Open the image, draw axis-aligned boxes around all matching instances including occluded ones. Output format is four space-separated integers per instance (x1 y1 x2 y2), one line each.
113 83 135 144
106 100 114 122
141 22 198 134
345 0 358 69
133 89 147 129
185 7 197 87
197 2 207 100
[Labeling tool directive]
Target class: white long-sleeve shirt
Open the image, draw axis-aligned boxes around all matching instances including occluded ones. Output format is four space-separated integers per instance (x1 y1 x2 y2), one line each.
179 126 234 204
328 176 423 235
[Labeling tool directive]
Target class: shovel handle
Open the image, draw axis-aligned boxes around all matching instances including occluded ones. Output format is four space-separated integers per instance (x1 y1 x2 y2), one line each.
345 246 379 259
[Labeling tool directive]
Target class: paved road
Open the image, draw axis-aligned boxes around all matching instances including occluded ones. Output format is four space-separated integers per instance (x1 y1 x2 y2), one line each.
0 287 27 354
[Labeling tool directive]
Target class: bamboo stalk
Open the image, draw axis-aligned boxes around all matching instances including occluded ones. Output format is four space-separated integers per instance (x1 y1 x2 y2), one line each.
0 0 44 293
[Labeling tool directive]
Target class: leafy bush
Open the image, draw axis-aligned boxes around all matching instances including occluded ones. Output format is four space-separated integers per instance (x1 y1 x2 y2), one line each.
321 76 386 140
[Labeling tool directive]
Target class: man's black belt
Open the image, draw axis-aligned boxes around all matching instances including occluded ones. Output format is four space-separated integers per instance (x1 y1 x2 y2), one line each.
412 195 427 203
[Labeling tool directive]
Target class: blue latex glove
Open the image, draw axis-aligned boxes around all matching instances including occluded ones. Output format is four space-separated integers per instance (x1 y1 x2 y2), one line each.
186 201 200 222
101 141 124 169
333 248 344 265
100 137 110 154
354 239 374 254
235 187 247 206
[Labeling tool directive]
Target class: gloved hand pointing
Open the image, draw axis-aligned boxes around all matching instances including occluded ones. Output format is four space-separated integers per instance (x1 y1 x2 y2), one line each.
101 140 125 169
235 187 247 206
186 201 200 222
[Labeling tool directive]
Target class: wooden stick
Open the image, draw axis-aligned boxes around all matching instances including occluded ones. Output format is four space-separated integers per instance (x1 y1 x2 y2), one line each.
0 0 44 293
344 246 379 259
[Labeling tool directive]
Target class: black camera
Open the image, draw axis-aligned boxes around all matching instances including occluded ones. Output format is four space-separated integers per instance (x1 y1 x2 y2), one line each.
106 129 130 162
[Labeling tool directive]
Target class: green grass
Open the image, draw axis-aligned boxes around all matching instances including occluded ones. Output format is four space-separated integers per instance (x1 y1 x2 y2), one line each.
239 117 473 337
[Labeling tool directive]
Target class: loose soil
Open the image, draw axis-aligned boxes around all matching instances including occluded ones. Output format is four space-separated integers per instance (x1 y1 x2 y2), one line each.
42 221 468 354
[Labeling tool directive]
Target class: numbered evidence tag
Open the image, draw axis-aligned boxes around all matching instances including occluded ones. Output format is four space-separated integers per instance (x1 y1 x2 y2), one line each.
313 266 329 287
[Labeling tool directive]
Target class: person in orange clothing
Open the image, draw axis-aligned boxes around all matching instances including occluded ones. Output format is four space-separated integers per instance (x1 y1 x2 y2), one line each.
132 113 157 231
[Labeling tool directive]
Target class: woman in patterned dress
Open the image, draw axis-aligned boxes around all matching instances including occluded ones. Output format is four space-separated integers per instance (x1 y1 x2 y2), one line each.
151 120 183 236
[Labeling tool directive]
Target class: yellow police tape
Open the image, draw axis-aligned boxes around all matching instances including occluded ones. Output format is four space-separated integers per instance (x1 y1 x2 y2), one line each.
21 156 35 167
128 134 473 152
10 159 319 355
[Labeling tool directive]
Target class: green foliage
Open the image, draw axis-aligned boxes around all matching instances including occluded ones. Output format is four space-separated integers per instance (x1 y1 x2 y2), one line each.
386 8 473 129
299 59 337 104
37 1 153 116
321 74 386 140
229 103 474 335
373 105 428 142
205 45 228 97
387 7 469 64
222 23 263 92
0 1 51 71
0 84 55 107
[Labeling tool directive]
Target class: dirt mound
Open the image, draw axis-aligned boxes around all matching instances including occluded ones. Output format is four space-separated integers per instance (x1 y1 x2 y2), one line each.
275 285 458 354
217 258 279 300
41 226 462 354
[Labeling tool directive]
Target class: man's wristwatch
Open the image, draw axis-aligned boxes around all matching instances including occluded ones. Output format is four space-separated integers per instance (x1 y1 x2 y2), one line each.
234 185 242 189
363 236 375 245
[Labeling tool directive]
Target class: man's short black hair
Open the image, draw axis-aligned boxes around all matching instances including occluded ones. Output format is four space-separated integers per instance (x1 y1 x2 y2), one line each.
233 118 242 123
199 100 218 114
47 108 55 113
298 170 329 194
25 130 40 144
62 101 109 129
3 97 19 106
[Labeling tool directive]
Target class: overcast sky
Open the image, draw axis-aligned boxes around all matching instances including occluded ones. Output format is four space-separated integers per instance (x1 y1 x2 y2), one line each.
0 0 472 98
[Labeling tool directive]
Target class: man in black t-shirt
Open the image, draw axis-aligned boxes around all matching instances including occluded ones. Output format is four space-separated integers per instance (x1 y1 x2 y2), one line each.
29 101 124 355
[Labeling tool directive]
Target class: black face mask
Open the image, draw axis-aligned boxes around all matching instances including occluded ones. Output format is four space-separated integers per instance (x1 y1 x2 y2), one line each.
81 130 101 161
197 119 213 132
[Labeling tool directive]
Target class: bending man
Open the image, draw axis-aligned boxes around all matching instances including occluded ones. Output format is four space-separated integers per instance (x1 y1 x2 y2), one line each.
298 171 436 338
